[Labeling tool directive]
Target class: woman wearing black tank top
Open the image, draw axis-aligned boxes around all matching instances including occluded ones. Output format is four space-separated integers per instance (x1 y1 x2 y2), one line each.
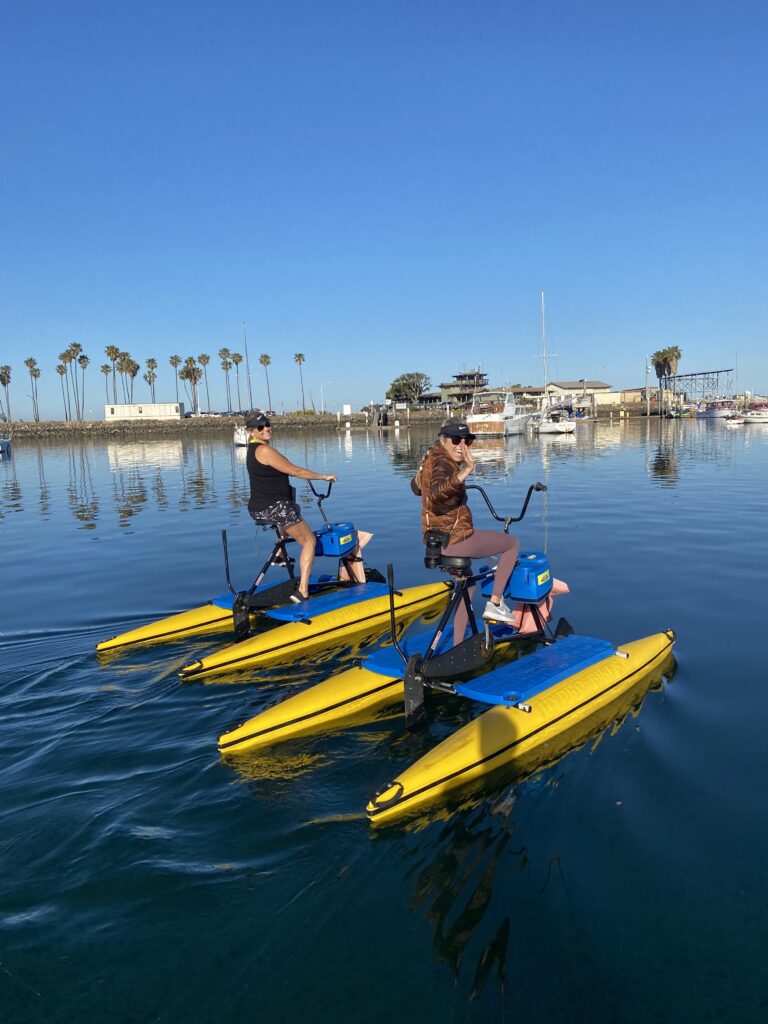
245 411 336 601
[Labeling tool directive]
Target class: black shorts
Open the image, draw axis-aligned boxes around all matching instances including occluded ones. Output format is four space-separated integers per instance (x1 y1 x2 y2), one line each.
249 499 303 531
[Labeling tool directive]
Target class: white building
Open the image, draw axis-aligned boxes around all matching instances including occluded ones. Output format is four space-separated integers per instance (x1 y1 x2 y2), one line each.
104 403 185 421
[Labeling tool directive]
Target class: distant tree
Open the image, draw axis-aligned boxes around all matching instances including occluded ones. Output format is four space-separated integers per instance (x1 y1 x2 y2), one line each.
116 352 131 402
100 363 111 402
293 353 306 411
218 347 233 412
67 342 83 419
169 355 182 404
56 364 68 419
259 353 272 411
651 347 682 414
24 357 40 421
31 367 41 420
105 345 120 403
127 358 140 402
180 357 203 414
145 358 158 402
59 349 73 419
231 352 243 412
666 346 682 376
0 365 12 423
386 372 431 404
198 353 211 412
78 354 89 418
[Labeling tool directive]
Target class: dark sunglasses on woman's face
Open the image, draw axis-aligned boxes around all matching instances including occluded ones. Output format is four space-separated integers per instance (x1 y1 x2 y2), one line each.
448 436 473 446
257 421 271 430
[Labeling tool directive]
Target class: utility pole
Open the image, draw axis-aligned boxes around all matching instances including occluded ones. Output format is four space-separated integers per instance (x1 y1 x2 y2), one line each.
243 321 254 410
645 356 651 418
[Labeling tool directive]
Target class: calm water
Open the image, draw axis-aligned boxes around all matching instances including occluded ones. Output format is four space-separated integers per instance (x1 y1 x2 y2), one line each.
2 420 767 1023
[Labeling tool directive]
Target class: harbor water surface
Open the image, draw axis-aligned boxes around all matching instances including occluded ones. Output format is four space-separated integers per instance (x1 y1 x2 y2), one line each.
1 419 767 1022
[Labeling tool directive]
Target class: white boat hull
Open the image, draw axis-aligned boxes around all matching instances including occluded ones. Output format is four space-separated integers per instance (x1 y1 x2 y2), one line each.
233 426 248 447
466 413 531 437
536 419 576 434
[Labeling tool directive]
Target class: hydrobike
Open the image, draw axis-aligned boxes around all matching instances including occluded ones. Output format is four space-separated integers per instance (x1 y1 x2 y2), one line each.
96 481 450 675
217 483 676 824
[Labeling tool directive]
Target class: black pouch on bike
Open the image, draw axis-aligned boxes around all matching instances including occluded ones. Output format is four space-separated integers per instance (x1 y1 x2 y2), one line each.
423 528 450 569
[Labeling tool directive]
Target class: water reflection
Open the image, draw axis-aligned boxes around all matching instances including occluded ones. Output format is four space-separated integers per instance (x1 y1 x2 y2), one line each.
106 440 184 470
396 651 675 999
0 436 251 527
3 421 767 527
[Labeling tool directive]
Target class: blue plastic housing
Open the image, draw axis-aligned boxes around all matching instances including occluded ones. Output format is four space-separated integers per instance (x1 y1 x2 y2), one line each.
481 551 552 602
314 522 358 557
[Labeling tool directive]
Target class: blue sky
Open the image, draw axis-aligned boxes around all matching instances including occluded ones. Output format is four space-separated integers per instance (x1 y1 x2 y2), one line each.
2 0 767 418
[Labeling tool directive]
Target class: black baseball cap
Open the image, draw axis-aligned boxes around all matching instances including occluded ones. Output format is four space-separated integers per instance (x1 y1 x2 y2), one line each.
245 412 271 429
438 421 476 441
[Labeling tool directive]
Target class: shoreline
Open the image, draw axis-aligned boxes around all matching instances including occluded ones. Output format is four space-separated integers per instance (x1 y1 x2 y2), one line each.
2 406 661 440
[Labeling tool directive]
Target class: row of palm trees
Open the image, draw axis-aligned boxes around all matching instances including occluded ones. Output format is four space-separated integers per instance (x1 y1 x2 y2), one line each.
0 347 312 422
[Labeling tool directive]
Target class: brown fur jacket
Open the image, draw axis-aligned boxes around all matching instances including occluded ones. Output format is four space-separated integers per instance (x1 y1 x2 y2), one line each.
415 443 474 546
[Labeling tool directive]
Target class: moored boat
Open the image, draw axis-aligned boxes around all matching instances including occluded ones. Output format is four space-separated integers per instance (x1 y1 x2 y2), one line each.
698 399 735 418
744 403 768 423
466 390 531 436
233 425 248 446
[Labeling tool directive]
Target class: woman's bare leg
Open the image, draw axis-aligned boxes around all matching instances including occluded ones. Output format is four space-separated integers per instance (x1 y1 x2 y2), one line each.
283 519 316 598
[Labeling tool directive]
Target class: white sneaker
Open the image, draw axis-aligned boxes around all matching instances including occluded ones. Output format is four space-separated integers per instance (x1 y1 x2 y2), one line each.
482 598 516 624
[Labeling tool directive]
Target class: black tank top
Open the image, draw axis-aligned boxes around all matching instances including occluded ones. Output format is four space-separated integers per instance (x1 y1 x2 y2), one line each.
247 441 292 512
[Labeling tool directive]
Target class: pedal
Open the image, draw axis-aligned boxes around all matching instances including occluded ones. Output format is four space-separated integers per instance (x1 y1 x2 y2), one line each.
554 616 574 639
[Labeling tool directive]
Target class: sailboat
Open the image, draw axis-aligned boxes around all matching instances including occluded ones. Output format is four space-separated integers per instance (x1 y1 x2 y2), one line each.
534 292 576 435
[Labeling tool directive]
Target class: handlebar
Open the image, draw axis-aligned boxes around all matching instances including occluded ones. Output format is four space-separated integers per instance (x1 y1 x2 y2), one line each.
465 482 546 532
308 479 334 527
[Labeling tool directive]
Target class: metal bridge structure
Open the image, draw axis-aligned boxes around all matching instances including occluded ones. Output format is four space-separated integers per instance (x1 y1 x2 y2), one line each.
662 368 735 401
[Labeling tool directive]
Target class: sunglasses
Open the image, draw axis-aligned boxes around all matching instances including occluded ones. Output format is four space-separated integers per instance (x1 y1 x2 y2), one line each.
255 421 271 430
446 435 473 446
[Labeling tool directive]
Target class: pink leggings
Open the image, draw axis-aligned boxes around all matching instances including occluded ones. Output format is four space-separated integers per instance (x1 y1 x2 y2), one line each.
442 530 519 644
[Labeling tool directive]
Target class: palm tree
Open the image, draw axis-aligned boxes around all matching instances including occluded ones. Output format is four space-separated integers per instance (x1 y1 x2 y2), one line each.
0 365 12 423
78 354 89 418
231 352 243 411
651 349 667 415
59 349 73 420
259 353 272 412
145 358 158 402
294 352 306 411
198 354 211 412
100 363 111 403
180 357 203 414
651 347 683 415
127 358 140 402
67 343 83 419
218 347 232 412
116 352 131 402
31 367 41 420
169 355 182 404
56 364 68 419
666 346 682 377
24 358 39 421
105 345 120 403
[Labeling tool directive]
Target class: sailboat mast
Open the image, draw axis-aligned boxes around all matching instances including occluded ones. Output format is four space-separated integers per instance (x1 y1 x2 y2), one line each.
540 290 548 396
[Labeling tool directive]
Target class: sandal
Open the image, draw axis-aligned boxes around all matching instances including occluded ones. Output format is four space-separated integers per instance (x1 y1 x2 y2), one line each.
289 585 309 604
